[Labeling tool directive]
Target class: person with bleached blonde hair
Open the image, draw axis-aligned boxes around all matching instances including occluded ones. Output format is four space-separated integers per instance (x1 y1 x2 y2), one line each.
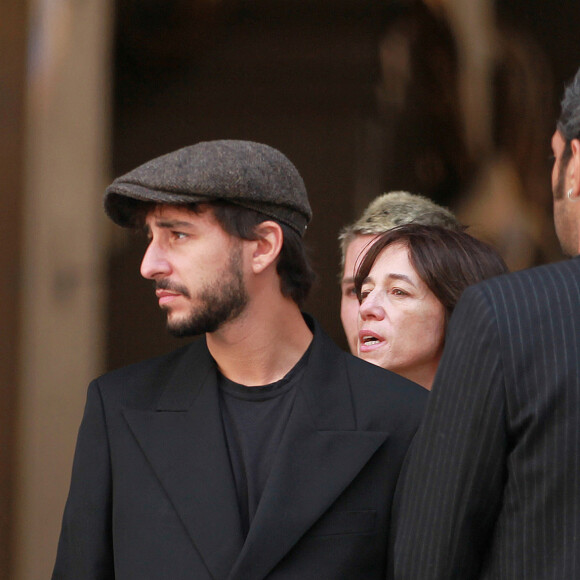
338 191 461 354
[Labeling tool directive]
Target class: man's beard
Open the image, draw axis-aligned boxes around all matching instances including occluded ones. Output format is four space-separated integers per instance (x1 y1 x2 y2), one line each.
160 245 249 337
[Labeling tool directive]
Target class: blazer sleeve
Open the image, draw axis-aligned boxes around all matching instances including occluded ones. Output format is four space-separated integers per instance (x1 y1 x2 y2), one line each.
52 380 114 580
392 284 507 579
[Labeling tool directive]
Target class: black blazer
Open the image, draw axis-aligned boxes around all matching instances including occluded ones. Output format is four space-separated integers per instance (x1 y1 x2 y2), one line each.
53 318 426 580
392 257 580 579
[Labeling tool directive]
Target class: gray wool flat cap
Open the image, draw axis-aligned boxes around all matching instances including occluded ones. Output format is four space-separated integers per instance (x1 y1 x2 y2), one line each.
104 140 312 236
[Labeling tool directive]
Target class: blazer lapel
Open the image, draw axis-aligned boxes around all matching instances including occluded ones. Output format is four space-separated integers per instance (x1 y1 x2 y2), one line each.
228 321 389 580
123 340 244 580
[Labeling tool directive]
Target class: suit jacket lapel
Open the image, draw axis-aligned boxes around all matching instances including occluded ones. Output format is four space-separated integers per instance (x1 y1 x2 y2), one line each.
228 321 389 580
123 340 244 580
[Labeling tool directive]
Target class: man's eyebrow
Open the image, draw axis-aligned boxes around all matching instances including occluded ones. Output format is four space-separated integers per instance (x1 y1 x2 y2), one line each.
155 219 195 229
142 219 195 237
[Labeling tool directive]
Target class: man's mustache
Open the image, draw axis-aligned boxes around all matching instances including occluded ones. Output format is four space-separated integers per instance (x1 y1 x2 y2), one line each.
154 279 191 299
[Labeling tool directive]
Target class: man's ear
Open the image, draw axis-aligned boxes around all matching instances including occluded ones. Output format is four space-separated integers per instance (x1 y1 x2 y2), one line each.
249 221 284 274
569 139 580 197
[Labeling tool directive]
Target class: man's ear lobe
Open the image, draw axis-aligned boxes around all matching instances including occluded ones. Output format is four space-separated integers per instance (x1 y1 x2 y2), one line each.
250 221 284 274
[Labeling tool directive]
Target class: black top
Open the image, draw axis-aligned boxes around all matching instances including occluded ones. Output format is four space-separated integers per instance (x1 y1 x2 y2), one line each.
219 347 311 536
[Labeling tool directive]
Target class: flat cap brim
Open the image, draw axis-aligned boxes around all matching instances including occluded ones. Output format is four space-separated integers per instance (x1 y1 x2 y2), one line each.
104 140 312 235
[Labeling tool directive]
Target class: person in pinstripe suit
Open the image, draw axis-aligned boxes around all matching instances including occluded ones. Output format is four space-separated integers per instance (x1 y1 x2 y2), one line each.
392 67 580 579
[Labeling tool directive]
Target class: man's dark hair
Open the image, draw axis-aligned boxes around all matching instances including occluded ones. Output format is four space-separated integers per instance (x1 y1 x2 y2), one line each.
354 224 508 325
209 202 315 307
557 68 580 169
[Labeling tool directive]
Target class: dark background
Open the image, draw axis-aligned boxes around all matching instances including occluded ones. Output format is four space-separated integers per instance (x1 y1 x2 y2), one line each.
106 0 580 367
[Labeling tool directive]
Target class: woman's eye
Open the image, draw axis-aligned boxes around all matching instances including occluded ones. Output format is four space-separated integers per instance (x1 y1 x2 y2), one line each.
392 288 407 296
173 231 188 240
359 289 371 302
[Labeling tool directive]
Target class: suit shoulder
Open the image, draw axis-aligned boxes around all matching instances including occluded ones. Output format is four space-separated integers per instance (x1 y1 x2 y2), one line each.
345 353 428 428
345 353 424 394
446 258 580 365
460 257 580 314
93 340 204 401
473 257 580 294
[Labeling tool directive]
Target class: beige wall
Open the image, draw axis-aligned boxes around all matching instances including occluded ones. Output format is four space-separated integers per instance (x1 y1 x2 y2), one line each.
12 0 112 578
0 1 28 576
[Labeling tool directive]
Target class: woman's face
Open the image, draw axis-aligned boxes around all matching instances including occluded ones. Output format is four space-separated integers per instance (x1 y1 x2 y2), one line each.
358 243 446 390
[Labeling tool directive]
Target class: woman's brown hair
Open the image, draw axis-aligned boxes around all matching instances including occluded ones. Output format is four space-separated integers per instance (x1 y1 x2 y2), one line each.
354 224 508 324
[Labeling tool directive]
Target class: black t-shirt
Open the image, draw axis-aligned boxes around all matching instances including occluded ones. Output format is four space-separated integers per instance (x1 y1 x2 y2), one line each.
218 347 311 537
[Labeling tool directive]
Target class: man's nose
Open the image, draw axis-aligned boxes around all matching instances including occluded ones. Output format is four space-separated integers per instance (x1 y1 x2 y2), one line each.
140 240 171 280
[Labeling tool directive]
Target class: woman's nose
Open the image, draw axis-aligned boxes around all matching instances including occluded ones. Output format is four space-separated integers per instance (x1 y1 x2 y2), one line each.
359 293 385 321
140 241 171 280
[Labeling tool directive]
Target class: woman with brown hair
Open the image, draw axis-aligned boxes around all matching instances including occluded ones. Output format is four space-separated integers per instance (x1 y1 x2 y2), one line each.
354 224 508 390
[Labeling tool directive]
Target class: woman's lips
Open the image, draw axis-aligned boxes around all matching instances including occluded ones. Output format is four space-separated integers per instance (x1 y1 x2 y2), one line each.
358 329 385 352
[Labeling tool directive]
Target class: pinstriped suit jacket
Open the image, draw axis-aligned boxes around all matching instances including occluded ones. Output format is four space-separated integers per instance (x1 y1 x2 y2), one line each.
392 256 580 579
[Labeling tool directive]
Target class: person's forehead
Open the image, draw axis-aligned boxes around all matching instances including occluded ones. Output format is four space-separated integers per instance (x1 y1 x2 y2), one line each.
368 243 428 292
344 234 377 275
371 242 414 274
142 205 223 238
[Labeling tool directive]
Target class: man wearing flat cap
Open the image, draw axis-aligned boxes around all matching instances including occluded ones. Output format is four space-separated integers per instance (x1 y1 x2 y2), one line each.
52 140 426 580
